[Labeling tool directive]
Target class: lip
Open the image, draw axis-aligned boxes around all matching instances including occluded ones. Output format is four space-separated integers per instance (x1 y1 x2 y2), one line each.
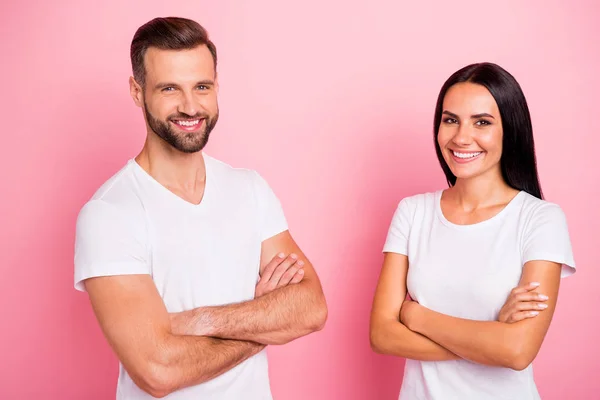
170 118 205 132
449 150 484 164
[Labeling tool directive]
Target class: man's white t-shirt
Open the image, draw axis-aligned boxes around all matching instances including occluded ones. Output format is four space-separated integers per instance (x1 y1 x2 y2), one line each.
383 190 576 400
74 154 288 400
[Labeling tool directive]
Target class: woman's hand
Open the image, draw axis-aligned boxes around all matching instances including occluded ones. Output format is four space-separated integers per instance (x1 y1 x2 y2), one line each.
498 282 549 323
400 299 422 330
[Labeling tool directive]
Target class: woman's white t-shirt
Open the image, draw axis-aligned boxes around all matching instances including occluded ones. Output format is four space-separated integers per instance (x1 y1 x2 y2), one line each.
383 190 576 400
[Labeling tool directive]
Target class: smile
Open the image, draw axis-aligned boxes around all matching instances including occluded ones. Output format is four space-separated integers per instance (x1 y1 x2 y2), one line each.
452 151 482 159
173 119 200 127
450 150 483 163
170 119 204 132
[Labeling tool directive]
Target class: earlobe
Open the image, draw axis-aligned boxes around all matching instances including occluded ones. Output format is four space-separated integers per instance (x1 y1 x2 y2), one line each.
129 76 143 108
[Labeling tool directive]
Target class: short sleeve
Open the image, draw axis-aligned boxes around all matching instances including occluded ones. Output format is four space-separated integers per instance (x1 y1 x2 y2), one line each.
74 200 151 292
522 203 576 278
383 198 413 255
251 171 288 241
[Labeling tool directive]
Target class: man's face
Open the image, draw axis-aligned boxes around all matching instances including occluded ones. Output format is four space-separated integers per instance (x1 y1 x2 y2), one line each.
133 45 219 153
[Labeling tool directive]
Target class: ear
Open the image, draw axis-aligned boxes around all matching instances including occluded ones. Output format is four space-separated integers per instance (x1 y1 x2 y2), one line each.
129 76 143 108
214 73 219 94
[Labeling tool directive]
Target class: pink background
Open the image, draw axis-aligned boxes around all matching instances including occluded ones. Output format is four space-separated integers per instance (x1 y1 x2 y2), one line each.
1 0 598 399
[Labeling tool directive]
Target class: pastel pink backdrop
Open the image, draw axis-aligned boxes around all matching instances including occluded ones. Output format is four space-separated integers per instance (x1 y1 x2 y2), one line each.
1 0 598 399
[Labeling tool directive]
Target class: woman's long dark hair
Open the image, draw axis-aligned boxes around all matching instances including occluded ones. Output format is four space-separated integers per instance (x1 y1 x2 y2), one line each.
433 62 543 199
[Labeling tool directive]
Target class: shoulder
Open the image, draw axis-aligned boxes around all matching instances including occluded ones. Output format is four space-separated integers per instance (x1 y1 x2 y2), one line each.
387 190 440 231
77 161 146 229
517 192 568 226
205 154 274 195
205 153 262 185
513 192 572 246
394 190 440 214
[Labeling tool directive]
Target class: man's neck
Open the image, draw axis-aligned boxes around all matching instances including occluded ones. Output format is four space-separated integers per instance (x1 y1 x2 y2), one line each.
135 134 207 197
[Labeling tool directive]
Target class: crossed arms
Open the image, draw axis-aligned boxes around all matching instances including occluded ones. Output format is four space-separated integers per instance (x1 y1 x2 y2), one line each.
85 230 327 398
369 253 561 370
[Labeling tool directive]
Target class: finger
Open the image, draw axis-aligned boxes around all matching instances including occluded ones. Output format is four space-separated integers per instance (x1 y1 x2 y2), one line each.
278 260 304 287
516 301 549 311
508 310 540 323
510 282 541 295
260 253 286 282
515 292 549 302
289 269 304 284
269 254 300 286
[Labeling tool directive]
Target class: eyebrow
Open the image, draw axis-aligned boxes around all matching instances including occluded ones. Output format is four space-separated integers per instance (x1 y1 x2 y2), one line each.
155 80 215 89
442 110 495 119
472 113 495 119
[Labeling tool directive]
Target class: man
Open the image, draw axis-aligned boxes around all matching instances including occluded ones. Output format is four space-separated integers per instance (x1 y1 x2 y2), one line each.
74 16 327 399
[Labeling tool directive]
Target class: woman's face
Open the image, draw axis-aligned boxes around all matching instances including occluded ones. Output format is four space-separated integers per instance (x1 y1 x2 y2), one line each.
437 82 503 182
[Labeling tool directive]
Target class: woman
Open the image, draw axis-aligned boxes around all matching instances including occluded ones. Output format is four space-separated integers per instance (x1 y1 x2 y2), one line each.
370 62 575 400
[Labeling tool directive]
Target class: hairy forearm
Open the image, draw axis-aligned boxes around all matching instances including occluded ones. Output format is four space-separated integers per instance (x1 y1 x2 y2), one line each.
407 307 524 369
171 281 327 345
370 317 459 361
145 335 264 397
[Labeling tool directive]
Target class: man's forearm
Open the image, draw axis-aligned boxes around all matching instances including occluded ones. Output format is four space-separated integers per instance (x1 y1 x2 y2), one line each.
146 335 264 397
171 281 327 345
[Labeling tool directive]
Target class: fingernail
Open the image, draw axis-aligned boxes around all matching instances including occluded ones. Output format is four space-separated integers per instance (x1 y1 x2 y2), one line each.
297 260 304 266
539 294 548 300
290 253 298 259
530 311 539 316
298 269 304 274
539 304 548 309
278 253 285 258
530 282 540 287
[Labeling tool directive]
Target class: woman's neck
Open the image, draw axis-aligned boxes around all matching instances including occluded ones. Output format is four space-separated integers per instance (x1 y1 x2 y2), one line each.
448 171 517 211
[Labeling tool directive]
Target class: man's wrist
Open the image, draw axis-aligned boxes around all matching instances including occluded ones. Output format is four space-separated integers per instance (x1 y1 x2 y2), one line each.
170 308 216 337
194 307 217 336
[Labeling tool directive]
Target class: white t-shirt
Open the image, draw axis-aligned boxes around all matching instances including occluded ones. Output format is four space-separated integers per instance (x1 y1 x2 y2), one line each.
383 190 576 400
74 153 288 400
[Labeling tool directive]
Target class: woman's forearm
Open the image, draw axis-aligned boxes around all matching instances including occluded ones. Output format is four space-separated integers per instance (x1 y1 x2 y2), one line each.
370 315 459 361
404 305 527 370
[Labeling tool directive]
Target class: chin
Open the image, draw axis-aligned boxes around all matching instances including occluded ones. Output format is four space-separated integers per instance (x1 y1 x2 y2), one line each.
452 172 480 181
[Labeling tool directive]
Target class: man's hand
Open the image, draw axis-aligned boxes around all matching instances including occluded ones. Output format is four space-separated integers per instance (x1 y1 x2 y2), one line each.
498 282 549 323
255 252 304 297
170 252 306 337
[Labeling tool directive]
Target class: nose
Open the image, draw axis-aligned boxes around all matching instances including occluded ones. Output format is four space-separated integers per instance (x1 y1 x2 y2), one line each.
452 123 473 146
177 91 199 117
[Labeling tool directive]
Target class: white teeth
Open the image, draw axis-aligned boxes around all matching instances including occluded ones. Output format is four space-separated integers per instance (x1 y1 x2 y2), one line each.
175 120 200 127
453 151 482 159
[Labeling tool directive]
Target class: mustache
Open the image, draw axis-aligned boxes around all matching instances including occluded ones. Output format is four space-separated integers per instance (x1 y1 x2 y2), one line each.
168 112 209 120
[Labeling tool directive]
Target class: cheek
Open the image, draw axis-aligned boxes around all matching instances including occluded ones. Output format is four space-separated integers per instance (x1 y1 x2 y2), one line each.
479 129 503 156
437 128 451 150
150 98 179 118
202 94 219 112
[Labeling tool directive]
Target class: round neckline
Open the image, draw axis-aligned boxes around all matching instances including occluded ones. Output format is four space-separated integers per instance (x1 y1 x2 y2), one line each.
435 189 525 229
130 152 213 210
